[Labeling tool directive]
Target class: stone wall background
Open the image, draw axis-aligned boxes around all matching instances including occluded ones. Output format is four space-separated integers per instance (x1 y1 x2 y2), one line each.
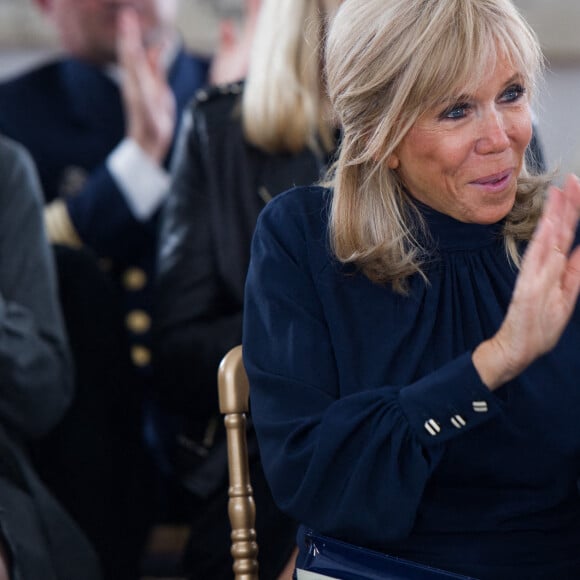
0 0 579 176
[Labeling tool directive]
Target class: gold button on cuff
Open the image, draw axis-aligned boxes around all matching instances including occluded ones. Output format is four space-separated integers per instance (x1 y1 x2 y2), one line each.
131 345 151 368
451 414 466 429
472 401 489 413
424 418 441 436
123 267 147 291
126 310 151 334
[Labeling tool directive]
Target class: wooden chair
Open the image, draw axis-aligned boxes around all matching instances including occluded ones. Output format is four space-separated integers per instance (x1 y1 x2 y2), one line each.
218 345 259 580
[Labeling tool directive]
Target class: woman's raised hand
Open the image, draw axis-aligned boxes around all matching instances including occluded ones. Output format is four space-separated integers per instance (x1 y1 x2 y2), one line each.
473 174 580 390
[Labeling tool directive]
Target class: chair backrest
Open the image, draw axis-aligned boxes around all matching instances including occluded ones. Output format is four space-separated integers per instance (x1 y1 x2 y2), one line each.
218 345 259 580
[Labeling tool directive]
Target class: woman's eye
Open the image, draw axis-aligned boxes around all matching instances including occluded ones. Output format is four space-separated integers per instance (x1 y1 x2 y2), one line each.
500 84 526 103
440 102 470 120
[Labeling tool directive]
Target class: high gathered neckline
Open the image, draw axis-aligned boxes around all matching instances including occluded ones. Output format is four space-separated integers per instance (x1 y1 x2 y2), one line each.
410 198 505 252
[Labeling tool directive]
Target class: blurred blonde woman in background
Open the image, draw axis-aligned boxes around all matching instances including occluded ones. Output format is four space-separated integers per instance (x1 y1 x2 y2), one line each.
153 0 341 577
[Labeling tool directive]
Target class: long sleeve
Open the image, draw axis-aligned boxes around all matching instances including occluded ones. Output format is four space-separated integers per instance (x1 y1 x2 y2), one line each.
64 49 209 262
0 138 73 439
62 162 156 261
0 53 208 266
243 187 503 545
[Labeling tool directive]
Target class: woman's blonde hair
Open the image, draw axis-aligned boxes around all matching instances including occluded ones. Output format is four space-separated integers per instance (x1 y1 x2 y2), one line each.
242 0 341 154
325 0 548 291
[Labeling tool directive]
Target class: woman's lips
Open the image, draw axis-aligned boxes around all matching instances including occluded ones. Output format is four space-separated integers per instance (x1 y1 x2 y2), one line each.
471 169 513 192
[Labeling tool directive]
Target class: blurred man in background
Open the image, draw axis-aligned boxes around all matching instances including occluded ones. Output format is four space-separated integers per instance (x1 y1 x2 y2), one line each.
0 1 210 577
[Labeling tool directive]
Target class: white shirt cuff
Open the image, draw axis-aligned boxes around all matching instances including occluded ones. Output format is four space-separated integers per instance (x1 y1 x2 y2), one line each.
107 138 170 221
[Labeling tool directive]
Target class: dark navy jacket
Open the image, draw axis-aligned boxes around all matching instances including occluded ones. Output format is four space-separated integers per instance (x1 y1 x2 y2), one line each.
0 49 209 373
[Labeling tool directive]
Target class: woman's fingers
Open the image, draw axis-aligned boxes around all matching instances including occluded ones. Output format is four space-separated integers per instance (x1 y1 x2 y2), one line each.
521 186 563 274
525 176 579 273
561 246 580 306
553 174 580 256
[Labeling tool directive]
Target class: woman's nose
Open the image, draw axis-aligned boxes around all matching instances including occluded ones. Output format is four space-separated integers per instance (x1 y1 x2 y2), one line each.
475 110 511 155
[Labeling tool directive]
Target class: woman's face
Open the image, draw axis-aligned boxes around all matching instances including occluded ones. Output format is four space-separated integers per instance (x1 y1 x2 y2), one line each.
390 55 532 224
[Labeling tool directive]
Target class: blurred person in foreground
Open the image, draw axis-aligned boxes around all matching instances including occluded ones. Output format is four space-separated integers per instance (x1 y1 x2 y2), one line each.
0 1 209 577
0 135 101 580
153 0 340 577
243 0 580 578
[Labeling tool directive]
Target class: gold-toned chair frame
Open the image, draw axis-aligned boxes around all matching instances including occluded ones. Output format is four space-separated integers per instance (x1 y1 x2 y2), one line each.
218 345 259 580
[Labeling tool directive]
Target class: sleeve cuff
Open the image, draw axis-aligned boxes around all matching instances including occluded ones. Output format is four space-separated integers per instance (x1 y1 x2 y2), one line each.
398 352 503 446
107 138 170 221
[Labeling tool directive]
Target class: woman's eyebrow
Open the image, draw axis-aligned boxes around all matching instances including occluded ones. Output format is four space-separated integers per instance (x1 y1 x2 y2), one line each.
501 73 524 88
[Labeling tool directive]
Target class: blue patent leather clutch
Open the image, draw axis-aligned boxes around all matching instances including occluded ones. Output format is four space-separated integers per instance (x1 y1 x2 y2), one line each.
296 530 476 579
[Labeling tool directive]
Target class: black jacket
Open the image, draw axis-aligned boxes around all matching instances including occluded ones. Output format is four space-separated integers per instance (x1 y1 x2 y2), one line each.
154 83 331 427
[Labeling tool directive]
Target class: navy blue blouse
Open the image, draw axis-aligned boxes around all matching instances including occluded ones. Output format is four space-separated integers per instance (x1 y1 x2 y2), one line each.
243 185 580 579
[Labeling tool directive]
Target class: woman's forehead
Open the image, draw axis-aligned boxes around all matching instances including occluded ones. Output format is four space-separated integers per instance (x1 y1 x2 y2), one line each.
431 52 524 103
